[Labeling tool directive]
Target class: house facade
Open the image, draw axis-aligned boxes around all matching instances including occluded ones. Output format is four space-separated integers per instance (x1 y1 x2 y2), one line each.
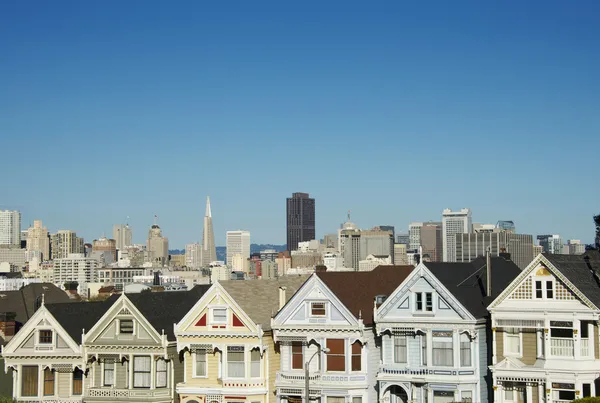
488 252 600 403
175 277 307 403
272 266 414 403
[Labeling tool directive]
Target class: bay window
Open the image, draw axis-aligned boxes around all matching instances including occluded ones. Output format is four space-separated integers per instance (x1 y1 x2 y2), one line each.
504 328 521 356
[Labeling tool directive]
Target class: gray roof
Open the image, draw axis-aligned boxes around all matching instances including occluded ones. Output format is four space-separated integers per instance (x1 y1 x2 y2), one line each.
220 275 310 331
46 300 115 343
425 256 522 319
543 250 600 308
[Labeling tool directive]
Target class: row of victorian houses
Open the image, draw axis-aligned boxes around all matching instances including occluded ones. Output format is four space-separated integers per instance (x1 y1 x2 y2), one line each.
1 251 600 403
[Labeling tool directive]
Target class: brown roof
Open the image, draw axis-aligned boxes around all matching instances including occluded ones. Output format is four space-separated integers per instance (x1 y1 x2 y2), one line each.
317 265 414 326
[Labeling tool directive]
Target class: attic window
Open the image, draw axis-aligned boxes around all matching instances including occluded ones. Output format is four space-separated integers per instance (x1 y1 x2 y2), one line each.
120 319 134 334
212 308 227 324
39 330 53 344
311 302 326 316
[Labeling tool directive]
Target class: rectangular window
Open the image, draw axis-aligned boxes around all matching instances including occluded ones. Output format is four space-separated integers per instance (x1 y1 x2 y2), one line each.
156 359 167 388
504 328 521 355
227 346 245 378
120 319 134 334
73 369 83 395
583 384 591 398
426 293 433 311
212 308 227 323
546 281 554 299
535 281 543 298
43 368 54 396
432 332 453 366
351 341 361 371
291 342 303 370
416 293 423 310
326 339 345 372
133 356 151 388
103 361 115 386
394 335 407 363
421 334 427 366
460 334 471 366
39 330 52 344
195 351 207 377
311 302 326 316
433 390 455 403
21 366 38 397
251 349 261 377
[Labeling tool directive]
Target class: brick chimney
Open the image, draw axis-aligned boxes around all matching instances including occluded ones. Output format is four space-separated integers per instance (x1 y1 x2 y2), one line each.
0 311 17 340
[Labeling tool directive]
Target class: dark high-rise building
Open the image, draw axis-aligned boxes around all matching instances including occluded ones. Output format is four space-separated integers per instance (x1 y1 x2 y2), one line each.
286 192 315 252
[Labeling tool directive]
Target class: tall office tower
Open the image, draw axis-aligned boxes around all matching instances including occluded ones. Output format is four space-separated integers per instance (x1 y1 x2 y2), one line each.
455 232 534 270
537 234 563 254
26 220 50 261
92 236 117 261
113 224 133 251
226 230 250 267
420 222 443 262
567 240 586 255
533 245 543 257
322 234 338 250
201 196 217 267
339 227 394 269
185 243 202 269
442 208 472 262
286 192 315 252
394 243 408 265
374 225 395 240
0 210 21 247
496 220 516 233
408 223 423 250
51 230 83 260
339 228 361 270
147 224 169 266
396 232 409 245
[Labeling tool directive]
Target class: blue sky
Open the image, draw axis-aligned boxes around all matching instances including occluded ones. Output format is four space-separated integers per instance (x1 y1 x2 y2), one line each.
1 0 598 247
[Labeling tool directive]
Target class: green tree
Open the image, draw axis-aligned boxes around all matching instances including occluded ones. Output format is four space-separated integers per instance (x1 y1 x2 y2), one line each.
595 213 600 248
571 398 600 403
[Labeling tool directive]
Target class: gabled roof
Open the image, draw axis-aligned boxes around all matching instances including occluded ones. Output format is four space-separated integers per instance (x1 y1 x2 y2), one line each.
220 276 309 331
0 283 73 327
46 300 116 343
425 256 521 319
542 250 600 308
317 265 414 326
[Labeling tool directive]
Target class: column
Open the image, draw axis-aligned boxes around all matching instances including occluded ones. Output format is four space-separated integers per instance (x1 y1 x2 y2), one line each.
129 354 134 389
15 364 20 401
38 365 43 399
538 382 544 403
574 319 581 359
536 330 543 358
150 354 156 389
589 322 594 358
492 328 497 364
427 331 432 367
453 330 460 368
544 318 550 359
527 384 533 403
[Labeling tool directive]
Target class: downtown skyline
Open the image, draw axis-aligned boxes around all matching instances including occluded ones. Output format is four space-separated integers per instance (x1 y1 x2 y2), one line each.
1 1 599 246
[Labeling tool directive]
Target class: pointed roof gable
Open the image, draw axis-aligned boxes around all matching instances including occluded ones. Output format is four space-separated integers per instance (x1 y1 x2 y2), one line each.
219 275 309 331
542 251 600 308
425 256 521 319
0 283 72 328
46 300 115 343
317 265 414 326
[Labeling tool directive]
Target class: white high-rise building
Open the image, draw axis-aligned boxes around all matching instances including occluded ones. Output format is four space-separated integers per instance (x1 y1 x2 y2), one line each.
113 224 133 251
226 230 250 267
185 243 202 269
53 253 100 295
442 208 472 262
408 222 423 250
26 220 50 261
0 210 21 247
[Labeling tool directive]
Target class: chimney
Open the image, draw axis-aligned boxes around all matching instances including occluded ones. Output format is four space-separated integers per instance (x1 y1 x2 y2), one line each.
278 286 287 310
486 248 492 297
315 265 327 273
0 311 17 340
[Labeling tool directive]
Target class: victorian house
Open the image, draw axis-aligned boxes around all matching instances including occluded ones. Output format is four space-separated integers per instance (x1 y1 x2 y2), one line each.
272 265 414 403
375 256 521 403
174 276 308 403
488 251 600 403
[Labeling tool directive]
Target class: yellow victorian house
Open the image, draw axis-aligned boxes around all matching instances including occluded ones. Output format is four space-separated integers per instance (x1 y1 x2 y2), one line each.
175 276 308 403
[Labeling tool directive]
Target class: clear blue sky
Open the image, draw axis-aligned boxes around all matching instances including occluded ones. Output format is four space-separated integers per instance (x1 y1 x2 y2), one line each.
1 0 598 247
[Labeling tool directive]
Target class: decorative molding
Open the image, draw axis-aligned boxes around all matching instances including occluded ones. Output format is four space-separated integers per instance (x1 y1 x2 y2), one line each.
118 307 131 315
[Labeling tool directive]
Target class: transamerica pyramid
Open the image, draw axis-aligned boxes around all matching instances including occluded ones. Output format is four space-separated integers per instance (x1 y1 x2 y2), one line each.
201 196 217 267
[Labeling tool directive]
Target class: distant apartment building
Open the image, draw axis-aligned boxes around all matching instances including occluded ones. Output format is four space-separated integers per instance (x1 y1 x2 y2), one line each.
537 234 563 254
275 252 291 276
0 210 21 247
396 232 409 245
286 192 315 251
226 230 250 267
442 208 472 262
322 233 338 250
147 224 169 266
394 243 408 265
358 254 391 271
231 253 249 273
0 248 27 269
322 252 344 271
50 230 84 260
112 223 132 250
339 226 394 269
185 243 202 269
533 244 543 257
261 259 278 279
420 221 442 262
25 220 50 261
209 261 230 282
260 249 278 262
455 231 534 270
98 266 146 290
53 253 100 294
408 222 423 250
92 236 117 261
568 239 586 255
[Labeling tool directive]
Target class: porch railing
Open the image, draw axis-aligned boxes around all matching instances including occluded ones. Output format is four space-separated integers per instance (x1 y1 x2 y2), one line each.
550 337 574 357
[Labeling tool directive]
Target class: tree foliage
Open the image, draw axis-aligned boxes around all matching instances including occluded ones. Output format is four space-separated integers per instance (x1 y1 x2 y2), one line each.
572 398 600 403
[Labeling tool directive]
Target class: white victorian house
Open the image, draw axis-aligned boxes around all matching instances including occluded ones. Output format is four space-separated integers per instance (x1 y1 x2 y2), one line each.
375 256 521 403
488 251 600 403
272 265 415 403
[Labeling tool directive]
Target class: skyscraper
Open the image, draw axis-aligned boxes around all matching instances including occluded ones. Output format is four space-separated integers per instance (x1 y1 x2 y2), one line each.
537 234 563 254
26 220 50 261
408 222 423 250
455 231 534 270
420 222 443 262
51 230 84 260
147 224 169 266
201 196 216 267
113 223 133 251
185 243 202 269
0 210 21 247
442 208 472 262
226 230 251 267
286 192 315 252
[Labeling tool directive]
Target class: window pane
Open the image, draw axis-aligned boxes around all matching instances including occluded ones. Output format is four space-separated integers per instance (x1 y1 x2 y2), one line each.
21 366 38 397
39 330 52 344
104 361 115 386
195 351 207 376
546 281 554 299
535 281 543 298
156 359 167 388
228 347 245 378
213 308 227 323
460 334 471 366
426 293 433 311
73 369 83 395
120 319 134 334
351 342 361 371
394 336 407 363
44 368 54 396
291 343 303 370
421 334 427 366
326 339 345 372
311 302 326 316
251 349 261 377
416 293 423 310
432 336 453 366
133 356 151 388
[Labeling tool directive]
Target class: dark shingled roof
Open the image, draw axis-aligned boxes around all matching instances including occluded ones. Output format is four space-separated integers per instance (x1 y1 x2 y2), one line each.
0 283 73 330
317 265 415 326
425 256 522 319
46 299 115 343
543 250 600 308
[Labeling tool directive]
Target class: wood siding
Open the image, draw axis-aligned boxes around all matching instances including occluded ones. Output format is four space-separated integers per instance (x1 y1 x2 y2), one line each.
521 330 537 365
265 333 278 403
57 371 70 398
595 324 599 360
496 330 504 362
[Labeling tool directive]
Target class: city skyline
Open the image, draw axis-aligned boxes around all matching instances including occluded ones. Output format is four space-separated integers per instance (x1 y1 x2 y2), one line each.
2 1 599 247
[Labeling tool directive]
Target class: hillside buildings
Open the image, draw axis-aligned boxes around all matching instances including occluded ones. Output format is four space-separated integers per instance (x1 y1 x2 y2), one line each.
286 192 315 252
92 236 117 261
185 242 202 269
50 230 84 260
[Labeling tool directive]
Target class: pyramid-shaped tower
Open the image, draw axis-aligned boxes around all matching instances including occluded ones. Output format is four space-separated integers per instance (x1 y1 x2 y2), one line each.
201 196 216 267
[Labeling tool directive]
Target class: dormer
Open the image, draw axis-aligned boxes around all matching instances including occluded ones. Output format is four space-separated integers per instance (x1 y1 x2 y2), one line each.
532 265 555 300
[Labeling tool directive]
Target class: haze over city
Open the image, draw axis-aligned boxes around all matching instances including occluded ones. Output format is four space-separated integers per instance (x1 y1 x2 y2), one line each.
1 0 599 246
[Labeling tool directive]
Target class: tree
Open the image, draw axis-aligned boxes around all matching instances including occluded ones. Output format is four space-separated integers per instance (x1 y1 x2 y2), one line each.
595 213 600 249
571 398 600 403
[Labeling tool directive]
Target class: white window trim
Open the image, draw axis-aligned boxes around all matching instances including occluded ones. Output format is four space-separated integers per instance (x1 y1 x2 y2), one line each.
533 277 555 300
503 329 523 358
117 318 136 336
250 348 262 378
310 301 327 317
210 306 228 325
192 351 208 378
414 292 435 314
101 361 115 387
36 329 54 347
290 343 304 371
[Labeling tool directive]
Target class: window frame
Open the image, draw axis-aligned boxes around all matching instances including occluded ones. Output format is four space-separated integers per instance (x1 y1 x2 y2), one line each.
503 328 523 358
38 329 53 345
421 333 427 366
534 277 555 300
460 333 472 367
394 335 407 364
133 356 152 388
227 346 245 378
432 331 454 367
326 339 346 372
351 341 362 371
193 351 208 378
250 348 261 378
21 365 39 397
119 319 134 334
156 358 168 388
310 302 326 317
72 368 83 396
43 367 55 396
291 342 304 370
211 307 228 324
103 360 115 386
